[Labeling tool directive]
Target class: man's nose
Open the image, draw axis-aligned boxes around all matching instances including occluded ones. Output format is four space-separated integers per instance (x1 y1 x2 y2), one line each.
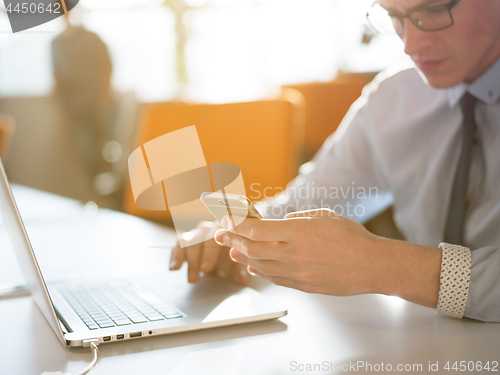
402 18 434 56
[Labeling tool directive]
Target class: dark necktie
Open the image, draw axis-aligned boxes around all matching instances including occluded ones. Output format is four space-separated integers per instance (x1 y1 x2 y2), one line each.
443 92 477 245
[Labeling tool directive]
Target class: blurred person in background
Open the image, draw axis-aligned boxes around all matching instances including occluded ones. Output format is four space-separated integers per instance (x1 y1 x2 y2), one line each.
52 10 121 208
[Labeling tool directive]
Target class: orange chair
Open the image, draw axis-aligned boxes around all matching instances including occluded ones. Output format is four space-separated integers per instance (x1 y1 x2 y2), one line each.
0 115 16 161
283 72 375 162
123 89 305 224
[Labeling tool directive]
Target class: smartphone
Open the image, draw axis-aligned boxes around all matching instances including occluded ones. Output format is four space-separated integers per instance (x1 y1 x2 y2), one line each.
200 192 262 227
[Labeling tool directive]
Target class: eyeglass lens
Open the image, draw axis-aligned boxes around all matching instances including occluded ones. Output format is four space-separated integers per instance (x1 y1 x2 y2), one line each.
369 3 453 35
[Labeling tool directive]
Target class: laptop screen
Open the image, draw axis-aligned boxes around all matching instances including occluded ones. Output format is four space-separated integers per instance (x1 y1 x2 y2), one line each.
0 159 67 346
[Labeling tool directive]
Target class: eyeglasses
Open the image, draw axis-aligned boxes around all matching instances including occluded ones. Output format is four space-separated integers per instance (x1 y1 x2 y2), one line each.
366 0 461 36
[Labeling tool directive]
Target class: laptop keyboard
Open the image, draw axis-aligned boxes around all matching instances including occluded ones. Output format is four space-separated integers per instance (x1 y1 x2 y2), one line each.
59 283 184 330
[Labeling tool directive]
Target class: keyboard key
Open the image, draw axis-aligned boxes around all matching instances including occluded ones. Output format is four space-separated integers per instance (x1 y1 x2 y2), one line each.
129 315 148 323
114 319 132 326
153 304 174 310
100 304 115 310
108 313 126 319
120 307 138 313
126 311 145 317
96 318 113 325
155 305 176 312
97 321 115 328
164 313 182 319
158 310 177 316
145 314 165 321
140 308 158 315
95 315 111 321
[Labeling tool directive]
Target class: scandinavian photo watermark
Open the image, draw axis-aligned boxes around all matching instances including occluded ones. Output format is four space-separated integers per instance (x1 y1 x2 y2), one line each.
249 181 381 219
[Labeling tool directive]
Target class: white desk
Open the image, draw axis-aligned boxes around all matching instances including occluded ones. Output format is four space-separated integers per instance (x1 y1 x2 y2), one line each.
1 186 499 375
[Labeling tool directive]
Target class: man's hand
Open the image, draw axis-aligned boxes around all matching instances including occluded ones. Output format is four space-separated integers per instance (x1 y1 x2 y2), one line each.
169 220 249 285
216 209 442 307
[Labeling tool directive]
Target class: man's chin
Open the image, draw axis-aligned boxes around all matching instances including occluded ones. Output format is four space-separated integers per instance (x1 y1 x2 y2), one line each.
415 68 462 89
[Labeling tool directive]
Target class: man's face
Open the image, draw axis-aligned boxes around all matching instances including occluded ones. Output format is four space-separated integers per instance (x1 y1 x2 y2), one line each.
378 0 500 88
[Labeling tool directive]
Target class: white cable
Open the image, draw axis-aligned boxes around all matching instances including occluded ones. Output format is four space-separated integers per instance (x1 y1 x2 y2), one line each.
77 340 100 375
40 340 100 375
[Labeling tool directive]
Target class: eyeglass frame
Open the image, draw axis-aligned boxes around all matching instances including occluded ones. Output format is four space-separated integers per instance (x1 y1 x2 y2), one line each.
366 0 462 36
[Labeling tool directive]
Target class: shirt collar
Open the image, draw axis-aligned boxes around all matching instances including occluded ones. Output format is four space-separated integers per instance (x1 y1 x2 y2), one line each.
446 56 500 108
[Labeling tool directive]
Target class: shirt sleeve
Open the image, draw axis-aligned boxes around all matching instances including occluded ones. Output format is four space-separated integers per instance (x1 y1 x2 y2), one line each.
464 246 500 322
256 83 392 222
437 243 500 322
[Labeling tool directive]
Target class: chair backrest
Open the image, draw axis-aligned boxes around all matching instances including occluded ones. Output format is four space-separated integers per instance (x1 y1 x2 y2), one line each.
0 115 16 160
283 73 374 162
122 89 305 224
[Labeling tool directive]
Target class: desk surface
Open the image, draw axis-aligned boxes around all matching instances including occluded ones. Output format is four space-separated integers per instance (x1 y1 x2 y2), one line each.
1 186 499 375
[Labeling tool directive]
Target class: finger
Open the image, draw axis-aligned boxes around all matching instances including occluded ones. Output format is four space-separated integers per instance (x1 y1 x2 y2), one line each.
185 243 202 283
214 229 227 246
230 248 289 277
284 208 339 219
246 266 304 291
169 245 185 270
180 221 220 248
221 215 293 242
221 231 285 260
230 262 250 286
215 248 250 286
200 238 222 274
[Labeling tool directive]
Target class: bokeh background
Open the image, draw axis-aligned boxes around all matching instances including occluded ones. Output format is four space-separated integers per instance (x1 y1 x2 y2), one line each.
0 0 408 233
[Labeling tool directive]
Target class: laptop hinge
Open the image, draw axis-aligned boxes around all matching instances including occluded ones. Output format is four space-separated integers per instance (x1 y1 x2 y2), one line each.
56 309 73 334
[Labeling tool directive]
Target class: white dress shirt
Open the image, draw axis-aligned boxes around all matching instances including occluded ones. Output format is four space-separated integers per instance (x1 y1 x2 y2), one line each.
257 57 500 322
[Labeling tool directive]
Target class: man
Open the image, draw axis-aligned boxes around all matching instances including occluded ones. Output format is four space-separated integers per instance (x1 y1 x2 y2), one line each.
170 0 500 322
52 13 119 205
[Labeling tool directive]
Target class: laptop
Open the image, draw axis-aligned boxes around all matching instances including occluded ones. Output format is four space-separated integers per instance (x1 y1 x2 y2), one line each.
0 159 286 348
